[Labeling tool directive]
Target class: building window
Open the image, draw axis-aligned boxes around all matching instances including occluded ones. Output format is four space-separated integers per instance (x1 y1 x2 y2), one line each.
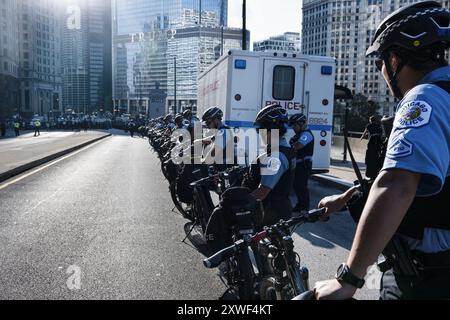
273 65 295 101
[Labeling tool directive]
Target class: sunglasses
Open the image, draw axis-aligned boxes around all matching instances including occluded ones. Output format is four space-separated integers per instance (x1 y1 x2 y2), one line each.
375 58 384 72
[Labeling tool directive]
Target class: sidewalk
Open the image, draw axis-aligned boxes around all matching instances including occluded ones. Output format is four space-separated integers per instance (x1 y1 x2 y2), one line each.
0 129 33 139
312 145 368 191
0 130 111 182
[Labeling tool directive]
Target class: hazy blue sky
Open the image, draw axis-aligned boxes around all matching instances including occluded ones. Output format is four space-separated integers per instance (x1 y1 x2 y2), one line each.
228 0 302 43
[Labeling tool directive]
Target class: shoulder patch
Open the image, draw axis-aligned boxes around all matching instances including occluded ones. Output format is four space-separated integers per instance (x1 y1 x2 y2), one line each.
394 100 432 129
266 156 281 172
387 134 413 159
260 156 281 176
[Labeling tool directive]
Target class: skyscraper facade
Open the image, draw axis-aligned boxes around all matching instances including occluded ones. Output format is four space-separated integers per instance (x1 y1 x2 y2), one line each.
62 0 112 115
166 7 248 114
253 32 301 53
302 0 449 116
112 0 231 117
18 0 63 118
0 0 20 120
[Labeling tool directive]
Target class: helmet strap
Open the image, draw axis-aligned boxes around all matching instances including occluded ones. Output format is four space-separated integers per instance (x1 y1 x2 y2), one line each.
383 53 406 100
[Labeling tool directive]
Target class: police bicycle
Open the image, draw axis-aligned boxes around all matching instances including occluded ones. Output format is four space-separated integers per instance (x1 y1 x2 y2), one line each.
203 208 327 300
182 166 248 235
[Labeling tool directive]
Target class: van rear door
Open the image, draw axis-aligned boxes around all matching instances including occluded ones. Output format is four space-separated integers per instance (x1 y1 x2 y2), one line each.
261 59 307 116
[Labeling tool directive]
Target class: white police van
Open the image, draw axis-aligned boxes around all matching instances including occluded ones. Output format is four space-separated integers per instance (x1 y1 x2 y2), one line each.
197 50 336 172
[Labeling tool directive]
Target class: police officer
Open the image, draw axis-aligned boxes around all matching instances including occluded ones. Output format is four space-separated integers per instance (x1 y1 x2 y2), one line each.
162 114 176 135
34 119 41 137
314 1 450 300
182 109 193 126
243 104 296 226
199 106 234 168
174 114 185 130
14 120 20 137
289 114 314 213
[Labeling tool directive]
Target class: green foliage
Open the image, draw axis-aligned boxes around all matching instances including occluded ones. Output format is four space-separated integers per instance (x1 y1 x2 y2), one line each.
345 94 380 132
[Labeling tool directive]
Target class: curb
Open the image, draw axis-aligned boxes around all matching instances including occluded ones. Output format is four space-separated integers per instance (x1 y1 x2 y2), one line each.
311 174 353 192
0 133 111 183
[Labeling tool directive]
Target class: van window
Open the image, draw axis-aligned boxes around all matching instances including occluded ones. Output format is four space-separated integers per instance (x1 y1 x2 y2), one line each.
273 66 295 100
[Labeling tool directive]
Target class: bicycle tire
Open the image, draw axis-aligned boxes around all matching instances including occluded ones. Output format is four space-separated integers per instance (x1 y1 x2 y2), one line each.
169 182 192 220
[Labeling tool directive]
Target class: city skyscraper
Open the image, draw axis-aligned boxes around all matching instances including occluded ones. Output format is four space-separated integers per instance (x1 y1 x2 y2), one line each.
112 0 231 118
62 0 112 115
17 0 63 118
253 32 301 53
0 0 20 120
166 7 248 114
302 0 449 116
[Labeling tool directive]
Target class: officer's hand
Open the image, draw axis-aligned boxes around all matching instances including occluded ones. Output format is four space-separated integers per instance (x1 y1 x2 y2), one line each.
318 194 347 220
318 186 358 220
314 279 356 300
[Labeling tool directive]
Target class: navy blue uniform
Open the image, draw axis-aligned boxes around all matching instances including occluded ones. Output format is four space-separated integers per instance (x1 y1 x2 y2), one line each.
292 129 314 212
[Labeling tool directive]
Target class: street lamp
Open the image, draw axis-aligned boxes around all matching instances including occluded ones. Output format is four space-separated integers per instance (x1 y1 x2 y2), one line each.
174 56 177 115
242 0 247 50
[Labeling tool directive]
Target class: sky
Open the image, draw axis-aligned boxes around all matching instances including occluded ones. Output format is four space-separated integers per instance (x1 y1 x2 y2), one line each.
228 0 302 43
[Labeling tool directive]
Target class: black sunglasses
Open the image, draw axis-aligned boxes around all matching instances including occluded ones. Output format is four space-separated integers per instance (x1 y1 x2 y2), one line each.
375 58 384 72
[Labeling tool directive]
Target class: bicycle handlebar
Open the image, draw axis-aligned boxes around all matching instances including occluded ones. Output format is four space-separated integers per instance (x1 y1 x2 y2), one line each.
203 208 327 269
203 239 245 268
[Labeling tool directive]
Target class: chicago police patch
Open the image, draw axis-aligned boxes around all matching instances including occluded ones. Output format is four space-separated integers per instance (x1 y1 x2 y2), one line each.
394 100 432 129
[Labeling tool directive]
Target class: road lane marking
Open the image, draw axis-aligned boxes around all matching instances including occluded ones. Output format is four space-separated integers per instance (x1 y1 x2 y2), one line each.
0 136 110 191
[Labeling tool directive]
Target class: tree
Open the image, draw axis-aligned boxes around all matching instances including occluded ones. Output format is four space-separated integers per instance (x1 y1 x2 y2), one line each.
346 94 380 132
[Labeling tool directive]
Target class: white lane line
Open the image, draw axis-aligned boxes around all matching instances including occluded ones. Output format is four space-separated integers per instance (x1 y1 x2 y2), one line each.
0 136 111 191
24 190 59 215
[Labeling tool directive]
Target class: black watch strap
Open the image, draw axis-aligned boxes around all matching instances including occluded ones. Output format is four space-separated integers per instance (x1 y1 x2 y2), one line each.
335 263 365 289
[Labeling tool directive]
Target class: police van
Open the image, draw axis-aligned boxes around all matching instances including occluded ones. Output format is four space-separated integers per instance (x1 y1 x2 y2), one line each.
197 50 336 172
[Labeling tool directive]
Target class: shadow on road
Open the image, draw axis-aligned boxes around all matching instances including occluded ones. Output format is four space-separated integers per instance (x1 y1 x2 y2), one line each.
292 213 356 251
182 222 214 258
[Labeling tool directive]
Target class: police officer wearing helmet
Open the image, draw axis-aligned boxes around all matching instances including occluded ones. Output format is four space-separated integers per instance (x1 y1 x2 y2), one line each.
198 106 234 167
174 114 185 129
243 104 296 226
163 114 176 134
201 106 225 130
314 1 450 300
289 114 314 213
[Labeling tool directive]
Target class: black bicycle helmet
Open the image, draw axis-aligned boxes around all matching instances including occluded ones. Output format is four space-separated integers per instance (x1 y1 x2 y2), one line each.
202 106 223 122
366 1 450 99
164 114 173 122
174 114 183 124
288 113 307 127
182 109 192 118
254 104 288 131
367 1 450 57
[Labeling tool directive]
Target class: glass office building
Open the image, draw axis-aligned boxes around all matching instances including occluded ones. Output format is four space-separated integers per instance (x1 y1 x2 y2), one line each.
62 0 112 115
112 0 229 118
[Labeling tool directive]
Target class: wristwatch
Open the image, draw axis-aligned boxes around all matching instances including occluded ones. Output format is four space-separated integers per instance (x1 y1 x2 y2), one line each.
335 263 365 289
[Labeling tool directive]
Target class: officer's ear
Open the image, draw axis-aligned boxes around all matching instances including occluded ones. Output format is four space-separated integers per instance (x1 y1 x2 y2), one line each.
388 52 401 73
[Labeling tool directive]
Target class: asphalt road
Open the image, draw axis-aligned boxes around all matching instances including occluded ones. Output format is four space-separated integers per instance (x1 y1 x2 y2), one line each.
0 132 379 300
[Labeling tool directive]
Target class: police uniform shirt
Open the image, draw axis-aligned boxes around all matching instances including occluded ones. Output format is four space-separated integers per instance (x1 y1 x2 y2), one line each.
260 137 291 189
201 125 233 165
214 125 234 164
382 66 450 253
296 129 314 162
